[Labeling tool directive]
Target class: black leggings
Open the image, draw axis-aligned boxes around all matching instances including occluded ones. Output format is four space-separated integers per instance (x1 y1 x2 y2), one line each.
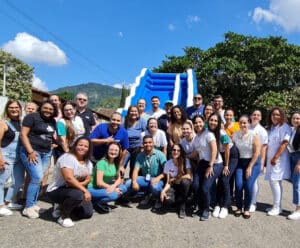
47 187 93 219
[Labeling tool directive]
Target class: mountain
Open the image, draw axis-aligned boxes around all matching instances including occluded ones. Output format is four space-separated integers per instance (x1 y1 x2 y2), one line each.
51 82 122 110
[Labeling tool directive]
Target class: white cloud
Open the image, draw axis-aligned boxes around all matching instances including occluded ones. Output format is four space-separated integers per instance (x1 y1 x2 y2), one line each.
252 0 300 33
32 74 48 91
168 24 176 31
186 15 200 28
113 83 123 89
2 32 67 65
118 31 124 38
113 83 131 89
187 15 200 24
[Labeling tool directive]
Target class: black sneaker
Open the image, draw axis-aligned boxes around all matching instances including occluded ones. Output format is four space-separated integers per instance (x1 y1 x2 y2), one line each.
94 203 110 214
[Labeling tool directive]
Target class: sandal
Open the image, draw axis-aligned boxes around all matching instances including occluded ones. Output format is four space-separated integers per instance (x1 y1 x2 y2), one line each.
243 211 251 219
234 209 242 217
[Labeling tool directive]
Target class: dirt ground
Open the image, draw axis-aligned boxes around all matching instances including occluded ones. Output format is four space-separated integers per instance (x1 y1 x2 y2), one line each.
1 171 300 248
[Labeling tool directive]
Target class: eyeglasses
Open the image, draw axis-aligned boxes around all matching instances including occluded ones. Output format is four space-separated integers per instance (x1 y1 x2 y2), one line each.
194 97 202 100
77 98 87 102
64 108 74 112
172 149 180 152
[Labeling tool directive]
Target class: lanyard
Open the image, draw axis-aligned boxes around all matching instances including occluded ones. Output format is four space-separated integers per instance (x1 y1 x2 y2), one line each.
145 155 152 175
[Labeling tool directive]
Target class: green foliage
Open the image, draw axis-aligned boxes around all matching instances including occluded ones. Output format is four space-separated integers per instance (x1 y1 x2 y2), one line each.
52 82 122 110
0 50 33 101
154 32 300 116
56 91 74 101
255 86 300 120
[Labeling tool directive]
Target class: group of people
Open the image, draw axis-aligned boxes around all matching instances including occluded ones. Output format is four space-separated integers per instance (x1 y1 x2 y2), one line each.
0 92 300 228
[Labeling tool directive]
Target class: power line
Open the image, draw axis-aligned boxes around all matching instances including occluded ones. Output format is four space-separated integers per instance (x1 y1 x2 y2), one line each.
3 0 123 84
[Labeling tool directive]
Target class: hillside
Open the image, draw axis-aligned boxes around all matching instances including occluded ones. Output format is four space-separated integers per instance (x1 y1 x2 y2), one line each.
51 82 122 110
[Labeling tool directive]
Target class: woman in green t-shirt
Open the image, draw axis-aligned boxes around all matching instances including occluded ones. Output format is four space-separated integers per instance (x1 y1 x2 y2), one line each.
88 142 127 213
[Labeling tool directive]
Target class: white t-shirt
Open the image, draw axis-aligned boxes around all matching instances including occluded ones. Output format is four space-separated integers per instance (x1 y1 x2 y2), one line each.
146 109 166 119
192 129 223 164
233 130 256 159
249 123 268 145
47 153 93 192
163 158 191 178
141 129 168 148
180 136 195 154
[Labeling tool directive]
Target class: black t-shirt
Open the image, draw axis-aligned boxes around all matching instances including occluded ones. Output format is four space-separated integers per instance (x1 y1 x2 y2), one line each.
77 109 96 136
22 112 56 153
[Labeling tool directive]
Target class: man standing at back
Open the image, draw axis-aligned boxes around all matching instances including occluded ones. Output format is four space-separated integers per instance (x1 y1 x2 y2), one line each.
186 93 205 120
146 96 166 119
213 95 226 124
76 92 96 136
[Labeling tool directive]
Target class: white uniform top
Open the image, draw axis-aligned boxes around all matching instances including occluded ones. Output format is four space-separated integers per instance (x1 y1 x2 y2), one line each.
192 129 223 164
163 159 191 178
233 130 256 159
249 123 268 145
265 123 291 181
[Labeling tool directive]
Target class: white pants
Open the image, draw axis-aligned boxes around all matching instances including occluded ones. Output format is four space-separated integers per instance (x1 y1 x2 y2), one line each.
269 180 283 209
251 178 259 205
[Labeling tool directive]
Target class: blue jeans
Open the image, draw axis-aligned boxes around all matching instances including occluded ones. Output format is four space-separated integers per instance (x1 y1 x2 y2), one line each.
235 157 260 211
199 160 223 210
20 146 52 208
88 184 127 204
290 151 300 205
216 145 239 208
125 176 164 197
123 148 139 178
0 132 24 204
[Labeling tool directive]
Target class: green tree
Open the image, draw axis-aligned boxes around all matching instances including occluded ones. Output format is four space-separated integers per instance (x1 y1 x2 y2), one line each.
119 85 129 108
56 91 74 101
154 32 300 116
0 50 33 101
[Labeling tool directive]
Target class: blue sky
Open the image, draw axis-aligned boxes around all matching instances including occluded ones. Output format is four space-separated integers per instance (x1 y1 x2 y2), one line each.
1 0 300 91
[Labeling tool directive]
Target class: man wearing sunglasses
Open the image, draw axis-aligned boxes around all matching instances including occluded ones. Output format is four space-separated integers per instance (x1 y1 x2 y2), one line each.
76 92 96 136
186 93 205 120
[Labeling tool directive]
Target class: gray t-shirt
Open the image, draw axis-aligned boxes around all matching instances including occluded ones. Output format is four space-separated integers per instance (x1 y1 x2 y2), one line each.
47 153 92 192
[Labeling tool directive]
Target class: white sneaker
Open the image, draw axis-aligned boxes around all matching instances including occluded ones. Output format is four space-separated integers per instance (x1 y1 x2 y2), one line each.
219 207 228 219
267 207 282 216
287 211 300 220
57 217 74 228
249 204 256 213
32 205 47 214
22 206 39 219
7 202 23 210
212 206 220 218
0 206 13 216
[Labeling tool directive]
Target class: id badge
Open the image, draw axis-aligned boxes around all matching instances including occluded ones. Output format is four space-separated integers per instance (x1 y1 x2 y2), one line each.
145 174 151 181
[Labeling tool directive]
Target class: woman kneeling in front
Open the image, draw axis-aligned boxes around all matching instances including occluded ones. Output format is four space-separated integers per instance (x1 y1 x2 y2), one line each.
47 137 93 227
88 142 127 213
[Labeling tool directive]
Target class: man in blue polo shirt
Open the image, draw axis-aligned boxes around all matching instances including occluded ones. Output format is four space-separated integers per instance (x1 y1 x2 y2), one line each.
89 112 129 166
126 135 166 209
186 93 205 120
